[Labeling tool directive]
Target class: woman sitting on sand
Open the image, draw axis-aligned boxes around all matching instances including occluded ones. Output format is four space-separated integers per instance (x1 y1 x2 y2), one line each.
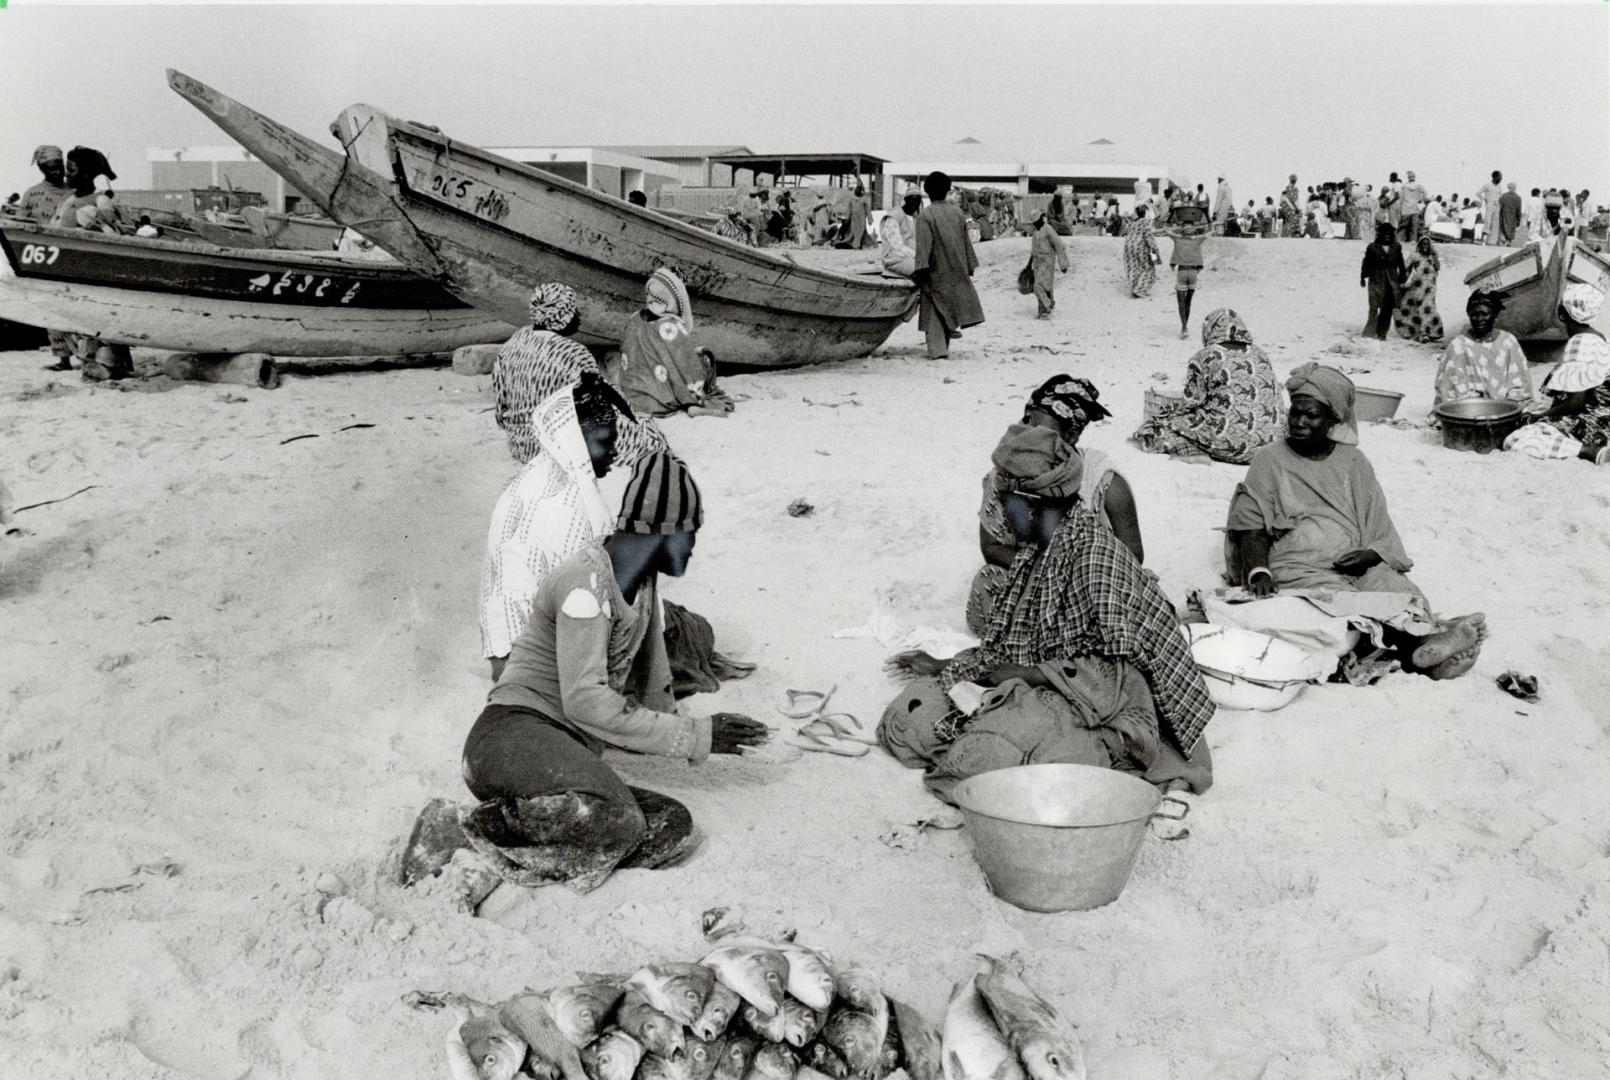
880 422 1215 811
1432 291 1533 407
612 269 733 420
494 282 666 466
966 375 1142 634
1393 236 1445 344
1131 308 1282 465
1223 363 1486 682
1505 283 1610 465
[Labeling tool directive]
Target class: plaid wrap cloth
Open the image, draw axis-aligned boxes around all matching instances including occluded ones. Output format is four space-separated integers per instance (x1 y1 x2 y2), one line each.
942 508 1215 755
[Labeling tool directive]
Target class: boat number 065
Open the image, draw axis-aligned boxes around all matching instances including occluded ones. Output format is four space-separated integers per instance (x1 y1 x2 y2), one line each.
19 244 62 266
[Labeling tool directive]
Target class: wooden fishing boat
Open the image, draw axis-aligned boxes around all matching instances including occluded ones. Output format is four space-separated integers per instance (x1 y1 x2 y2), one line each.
167 70 919 369
0 221 516 356
1463 235 1610 341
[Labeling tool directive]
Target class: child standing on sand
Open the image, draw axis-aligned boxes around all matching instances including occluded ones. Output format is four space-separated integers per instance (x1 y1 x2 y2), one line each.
1156 211 1211 338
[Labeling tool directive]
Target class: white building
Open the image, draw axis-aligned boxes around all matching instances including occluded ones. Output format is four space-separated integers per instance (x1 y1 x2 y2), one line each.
486 146 682 201
882 137 1173 210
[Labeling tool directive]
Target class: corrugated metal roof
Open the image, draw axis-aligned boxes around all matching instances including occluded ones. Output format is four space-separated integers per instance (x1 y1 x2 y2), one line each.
603 145 752 160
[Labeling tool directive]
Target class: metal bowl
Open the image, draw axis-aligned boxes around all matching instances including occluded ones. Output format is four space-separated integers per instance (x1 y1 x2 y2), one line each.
1433 399 1523 422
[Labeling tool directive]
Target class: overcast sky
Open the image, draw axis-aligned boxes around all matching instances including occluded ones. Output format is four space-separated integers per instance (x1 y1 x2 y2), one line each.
3 4 1606 206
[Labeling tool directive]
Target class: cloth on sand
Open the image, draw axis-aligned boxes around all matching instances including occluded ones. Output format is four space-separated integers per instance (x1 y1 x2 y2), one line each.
942 509 1215 757
969 446 1119 634
494 326 666 465
1433 327 1532 407
479 387 615 659
1286 362 1360 445
1132 308 1282 464
661 599 756 698
914 200 984 354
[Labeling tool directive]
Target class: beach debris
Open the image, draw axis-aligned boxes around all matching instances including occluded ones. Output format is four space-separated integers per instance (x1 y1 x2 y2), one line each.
131 856 180 878
280 433 320 445
82 880 142 897
701 906 744 941
1496 670 1540 702
13 484 101 514
787 499 814 518
314 871 346 896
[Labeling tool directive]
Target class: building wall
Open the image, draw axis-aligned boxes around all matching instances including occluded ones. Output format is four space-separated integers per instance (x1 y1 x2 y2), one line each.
528 161 589 186
150 160 291 210
591 164 622 198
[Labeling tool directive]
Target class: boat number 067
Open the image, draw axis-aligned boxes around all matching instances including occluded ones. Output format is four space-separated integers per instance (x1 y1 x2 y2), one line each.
19 244 62 266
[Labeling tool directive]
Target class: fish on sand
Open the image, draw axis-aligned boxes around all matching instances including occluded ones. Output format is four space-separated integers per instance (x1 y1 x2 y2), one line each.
941 976 1025 1080
581 1029 644 1080
685 1033 728 1080
780 998 827 1047
628 962 717 1028
618 989 687 1060
693 981 742 1041
746 1042 799 1080
820 1006 885 1078
712 1033 760 1080
888 993 944 1080
974 957 1086 1080
549 982 628 1047
702 944 790 1016
740 1001 789 1043
776 943 836 1011
456 1012 527 1080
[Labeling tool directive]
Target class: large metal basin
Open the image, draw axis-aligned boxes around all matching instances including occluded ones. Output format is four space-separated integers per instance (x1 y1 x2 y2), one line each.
1433 399 1524 453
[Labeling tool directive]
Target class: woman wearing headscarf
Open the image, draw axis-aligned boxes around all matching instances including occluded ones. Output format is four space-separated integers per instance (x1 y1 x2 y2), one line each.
1359 222 1407 339
1223 363 1486 682
966 375 1141 634
1122 203 1160 298
1432 291 1533 407
1280 175 1303 238
1029 212 1069 319
493 282 666 466
613 268 732 419
480 373 630 680
49 147 121 234
1132 309 1282 464
1393 235 1446 344
880 422 1215 813
1505 283 1610 464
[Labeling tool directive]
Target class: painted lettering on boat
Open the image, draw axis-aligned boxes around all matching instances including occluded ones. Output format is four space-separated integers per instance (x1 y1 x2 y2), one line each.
245 271 361 304
18 244 61 266
416 166 512 224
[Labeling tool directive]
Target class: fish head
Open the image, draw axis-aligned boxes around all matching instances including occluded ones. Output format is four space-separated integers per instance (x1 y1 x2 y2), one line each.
1019 1036 1081 1080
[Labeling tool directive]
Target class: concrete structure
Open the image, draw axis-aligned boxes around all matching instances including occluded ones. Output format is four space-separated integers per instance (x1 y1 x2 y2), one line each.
882 137 1172 211
605 145 752 188
149 146 303 212
488 146 682 202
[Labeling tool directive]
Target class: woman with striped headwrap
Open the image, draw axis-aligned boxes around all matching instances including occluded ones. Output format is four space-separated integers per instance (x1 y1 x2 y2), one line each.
612 268 733 419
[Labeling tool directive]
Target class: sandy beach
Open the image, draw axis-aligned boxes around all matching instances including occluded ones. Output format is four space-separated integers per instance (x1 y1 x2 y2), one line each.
3 234 1608 1080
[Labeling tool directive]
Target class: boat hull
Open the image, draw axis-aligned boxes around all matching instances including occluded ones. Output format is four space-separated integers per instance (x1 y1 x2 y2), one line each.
1464 236 1610 341
0 223 515 356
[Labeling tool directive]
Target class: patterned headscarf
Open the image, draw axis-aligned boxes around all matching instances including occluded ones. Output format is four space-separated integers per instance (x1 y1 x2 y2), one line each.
1201 308 1253 348
1285 362 1359 446
1026 374 1112 427
573 370 635 431
1561 281 1605 323
645 268 693 329
32 145 62 166
990 423 1083 499
528 282 580 331
617 451 704 536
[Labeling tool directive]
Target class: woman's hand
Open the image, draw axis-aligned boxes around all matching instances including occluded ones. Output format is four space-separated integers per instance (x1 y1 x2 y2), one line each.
709 713 770 755
1247 567 1278 598
883 650 945 678
1333 548 1383 576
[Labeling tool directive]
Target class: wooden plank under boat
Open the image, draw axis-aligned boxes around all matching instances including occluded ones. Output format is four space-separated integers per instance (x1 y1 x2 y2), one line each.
1463 235 1610 341
166 70 919 370
0 221 516 356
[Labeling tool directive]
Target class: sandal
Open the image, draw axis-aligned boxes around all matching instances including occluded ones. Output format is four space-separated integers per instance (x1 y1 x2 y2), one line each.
777 684 836 720
788 723 870 757
806 712 877 746
1150 792 1193 841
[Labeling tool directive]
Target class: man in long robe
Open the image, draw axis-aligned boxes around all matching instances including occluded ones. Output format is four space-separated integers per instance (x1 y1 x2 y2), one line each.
1212 177 1233 224
912 171 984 360
1478 171 1504 246
1498 183 1523 246
1029 212 1069 318
879 191 921 278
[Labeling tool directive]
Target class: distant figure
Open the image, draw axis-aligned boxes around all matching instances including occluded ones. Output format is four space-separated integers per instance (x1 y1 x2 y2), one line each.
1212 176 1233 223
1360 222 1407 340
1047 193 1071 236
1123 204 1160 296
1498 183 1522 246
1398 171 1428 245
1526 188 1547 241
1029 211 1069 319
1394 236 1445 344
1478 171 1504 246
712 205 756 247
845 185 870 249
1347 179 1373 240
912 171 984 361
1280 175 1302 238
1133 176 1151 208
627 190 648 207
18 145 71 223
134 214 160 238
879 190 921 278
1157 212 1211 338
765 190 794 244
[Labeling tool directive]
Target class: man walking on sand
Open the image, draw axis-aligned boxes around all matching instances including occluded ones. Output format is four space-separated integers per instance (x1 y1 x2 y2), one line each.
1479 171 1504 246
913 171 985 360
1499 183 1523 246
1398 171 1428 245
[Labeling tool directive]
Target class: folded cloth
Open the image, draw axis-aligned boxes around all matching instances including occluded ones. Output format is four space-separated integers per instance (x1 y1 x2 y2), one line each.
662 599 754 698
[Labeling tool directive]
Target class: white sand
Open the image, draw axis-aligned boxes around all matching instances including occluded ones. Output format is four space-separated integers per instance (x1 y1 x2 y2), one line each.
3 236 1608 1080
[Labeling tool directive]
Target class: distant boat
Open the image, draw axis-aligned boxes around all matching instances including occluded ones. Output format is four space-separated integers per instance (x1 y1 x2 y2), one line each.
0 221 515 356
1464 235 1610 341
166 69 919 370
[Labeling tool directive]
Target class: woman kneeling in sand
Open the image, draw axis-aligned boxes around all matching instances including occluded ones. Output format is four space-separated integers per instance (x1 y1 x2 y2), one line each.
882 423 1215 815
1223 363 1486 681
967 375 1142 634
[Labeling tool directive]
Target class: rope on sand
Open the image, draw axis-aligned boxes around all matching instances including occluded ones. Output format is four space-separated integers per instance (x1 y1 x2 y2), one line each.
14 484 102 514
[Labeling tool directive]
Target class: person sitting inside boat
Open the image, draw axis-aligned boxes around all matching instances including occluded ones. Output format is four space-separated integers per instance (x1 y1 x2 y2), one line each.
49 147 121 234
18 145 72 224
134 215 161 239
1131 308 1283 465
612 268 733 420
494 282 666 467
879 422 1215 816
1220 363 1487 682
1505 282 1610 465
879 190 921 279
481 373 632 683
967 375 1142 635
1432 291 1535 408
409 452 770 896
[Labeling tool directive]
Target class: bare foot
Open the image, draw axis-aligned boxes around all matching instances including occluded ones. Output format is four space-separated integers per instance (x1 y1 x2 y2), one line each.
1412 619 1480 671
1427 644 1480 681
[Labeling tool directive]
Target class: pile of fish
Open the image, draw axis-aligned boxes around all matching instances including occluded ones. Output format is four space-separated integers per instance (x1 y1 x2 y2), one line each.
941 957 1086 1080
437 940 943 1080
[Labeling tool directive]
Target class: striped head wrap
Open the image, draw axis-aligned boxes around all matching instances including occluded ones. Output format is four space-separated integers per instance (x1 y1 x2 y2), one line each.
617 451 704 535
528 282 580 331
645 268 693 329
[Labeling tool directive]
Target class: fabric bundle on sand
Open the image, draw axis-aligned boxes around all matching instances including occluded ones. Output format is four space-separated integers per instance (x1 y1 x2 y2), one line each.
662 600 756 698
